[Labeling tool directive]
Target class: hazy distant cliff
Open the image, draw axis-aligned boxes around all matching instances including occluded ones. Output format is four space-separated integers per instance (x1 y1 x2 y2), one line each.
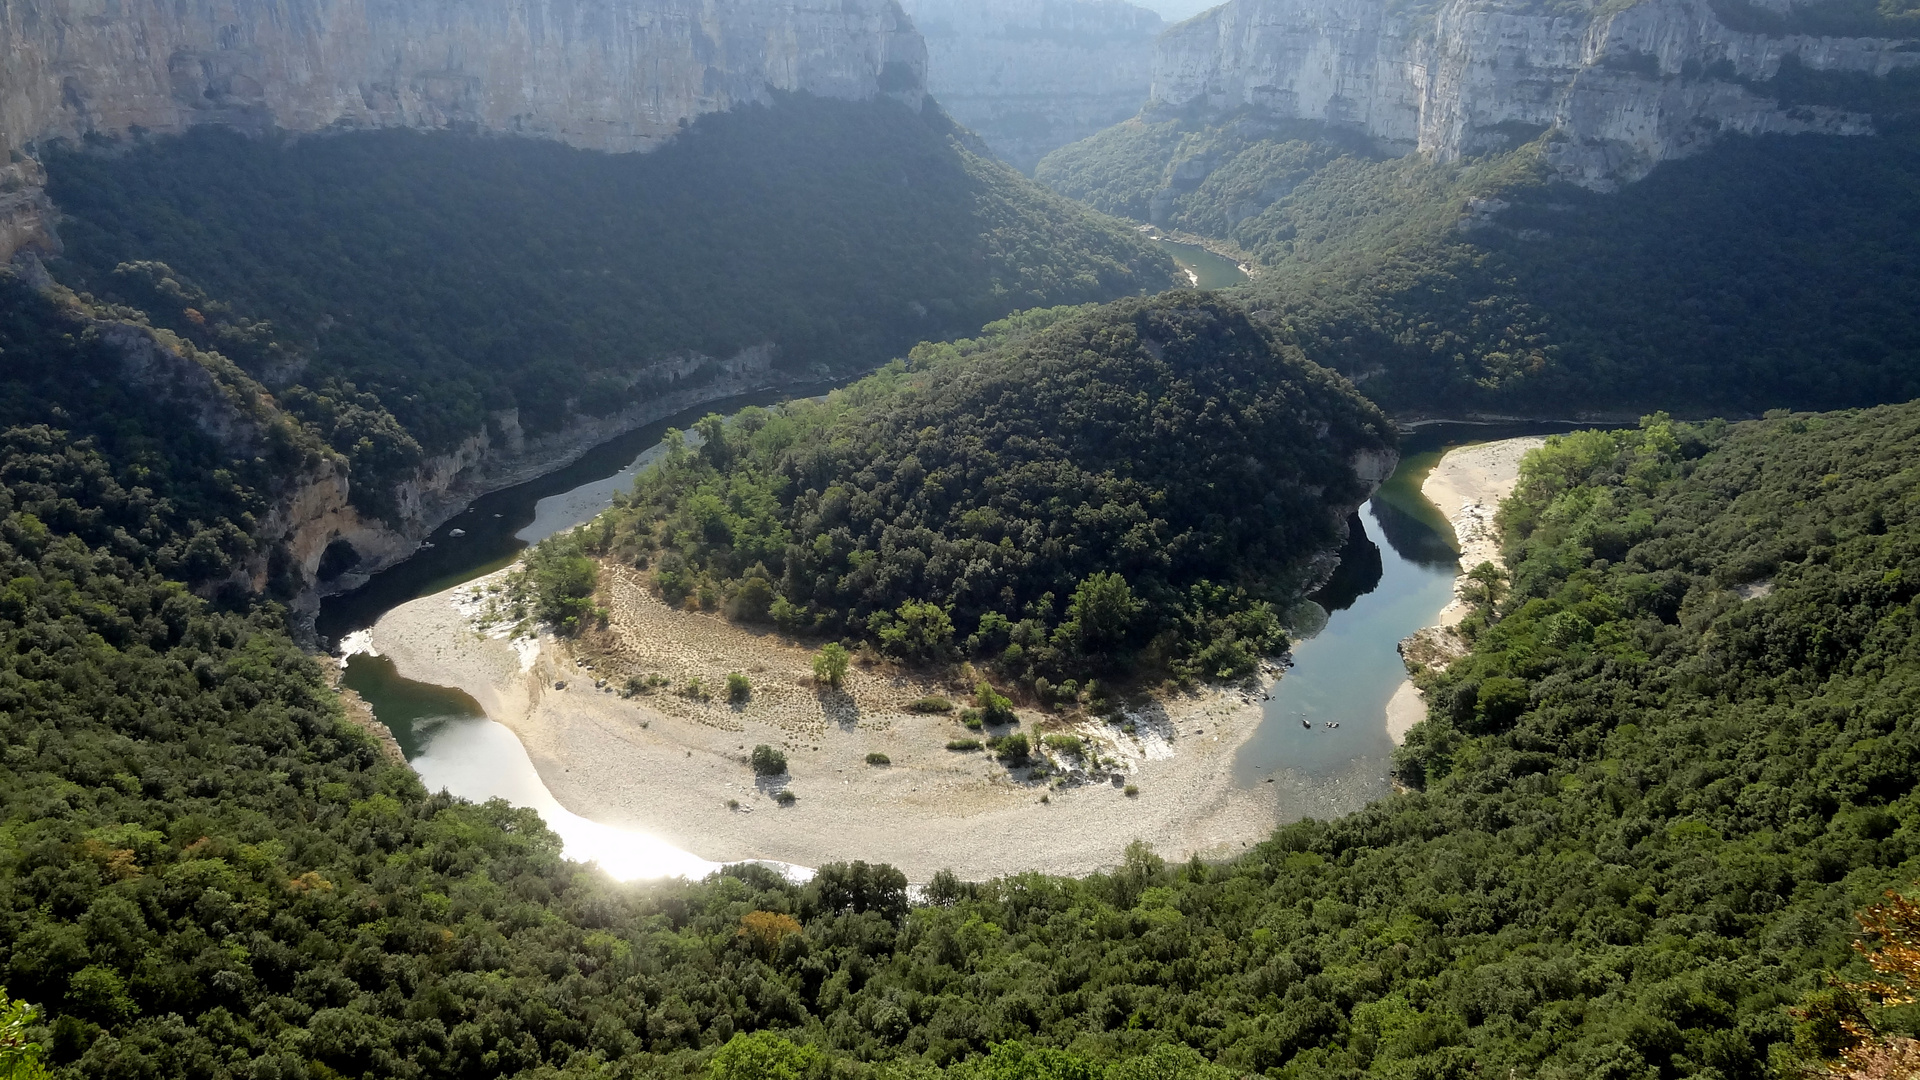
1151 0 1920 187
904 0 1161 171
0 0 925 256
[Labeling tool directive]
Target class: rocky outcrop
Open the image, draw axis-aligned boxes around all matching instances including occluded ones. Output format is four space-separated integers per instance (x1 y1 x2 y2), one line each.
904 0 1161 171
38 257 782 609
0 0 927 257
1151 0 1920 187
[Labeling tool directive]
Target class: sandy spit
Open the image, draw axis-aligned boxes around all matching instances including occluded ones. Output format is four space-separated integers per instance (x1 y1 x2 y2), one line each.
373 565 1280 880
1388 436 1547 745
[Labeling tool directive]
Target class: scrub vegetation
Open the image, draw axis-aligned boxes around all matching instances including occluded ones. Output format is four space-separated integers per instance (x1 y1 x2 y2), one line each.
556 294 1391 687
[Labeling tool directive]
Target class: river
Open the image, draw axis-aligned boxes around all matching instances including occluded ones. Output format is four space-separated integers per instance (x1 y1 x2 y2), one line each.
321 406 1576 880
1153 238 1249 290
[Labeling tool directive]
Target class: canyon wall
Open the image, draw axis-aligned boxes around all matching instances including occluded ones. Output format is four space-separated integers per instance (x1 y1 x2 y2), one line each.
0 0 926 257
904 0 1161 171
1152 0 1920 187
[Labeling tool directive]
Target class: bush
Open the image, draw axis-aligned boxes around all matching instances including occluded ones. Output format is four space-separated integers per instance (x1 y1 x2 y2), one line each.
813 643 850 688
975 681 1017 726
990 733 1031 764
865 752 891 766
960 708 985 730
1044 734 1085 758
725 671 751 703
1124 784 1139 797
908 695 954 713
750 744 788 776
947 738 983 752
774 789 797 806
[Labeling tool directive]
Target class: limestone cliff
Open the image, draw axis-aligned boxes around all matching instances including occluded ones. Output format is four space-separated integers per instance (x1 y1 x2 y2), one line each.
1151 0 1920 187
904 0 1161 171
21 255 781 612
0 0 926 256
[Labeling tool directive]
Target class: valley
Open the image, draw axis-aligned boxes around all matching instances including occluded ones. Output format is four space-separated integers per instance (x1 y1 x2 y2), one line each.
4 0 1920 1075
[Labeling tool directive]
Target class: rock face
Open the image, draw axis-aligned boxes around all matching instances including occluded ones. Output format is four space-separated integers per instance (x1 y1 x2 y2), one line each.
904 0 1161 171
0 0 925 256
59 259 782 612
1151 0 1920 187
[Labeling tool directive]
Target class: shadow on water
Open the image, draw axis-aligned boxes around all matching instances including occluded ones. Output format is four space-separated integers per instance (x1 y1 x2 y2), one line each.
1310 512 1384 614
342 653 486 759
316 383 830 645
1232 419 1592 796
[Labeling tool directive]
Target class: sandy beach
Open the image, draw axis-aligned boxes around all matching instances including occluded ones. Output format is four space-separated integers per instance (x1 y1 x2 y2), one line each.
1388 435 1547 744
372 563 1279 880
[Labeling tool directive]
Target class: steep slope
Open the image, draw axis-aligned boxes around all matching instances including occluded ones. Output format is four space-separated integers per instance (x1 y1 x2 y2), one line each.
1149 0 1920 189
904 0 1163 172
41 94 1176 598
1042 108 1920 415
10 257 1920 1075
569 294 1395 684
0 0 926 259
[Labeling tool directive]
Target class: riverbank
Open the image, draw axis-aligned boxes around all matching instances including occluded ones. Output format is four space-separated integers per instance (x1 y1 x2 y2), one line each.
1387 435 1548 744
370 564 1278 880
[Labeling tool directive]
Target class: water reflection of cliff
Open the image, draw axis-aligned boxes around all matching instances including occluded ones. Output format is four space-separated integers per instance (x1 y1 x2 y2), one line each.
1369 493 1461 570
1311 512 1384 614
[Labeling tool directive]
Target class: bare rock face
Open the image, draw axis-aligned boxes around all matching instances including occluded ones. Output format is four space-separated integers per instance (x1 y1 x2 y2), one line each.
1151 0 1920 188
904 0 1161 171
0 0 926 256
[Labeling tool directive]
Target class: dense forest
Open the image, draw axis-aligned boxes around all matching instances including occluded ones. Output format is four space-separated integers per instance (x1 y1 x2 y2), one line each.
1036 110 1920 415
553 294 1392 686
8 231 1920 1076
43 94 1175 515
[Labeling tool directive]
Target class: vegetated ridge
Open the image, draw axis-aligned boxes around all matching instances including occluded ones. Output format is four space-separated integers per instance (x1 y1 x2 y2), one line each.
541 294 1395 688
1039 108 1920 416
7 245 1920 1074
38 95 1175 594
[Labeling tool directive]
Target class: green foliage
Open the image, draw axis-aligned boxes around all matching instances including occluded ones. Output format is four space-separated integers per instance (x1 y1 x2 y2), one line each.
865 752 892 766
974 682 1017 726
947 738 984 751
45 95 1174 505
511 533 600 635
1041 110 1920 416
708 1031 821 1080
988 733 1032 764
909 696 955 714
752 744 789 776
0 988 47 1080
590 294 1388 685
813 643 851 688
726 671 752 703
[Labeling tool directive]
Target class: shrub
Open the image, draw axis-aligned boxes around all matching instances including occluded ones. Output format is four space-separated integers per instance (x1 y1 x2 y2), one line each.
750 744 788 776
908 695 954 713
774 789 797 806
947 738 983 751
975 681 1016 726
813 642 850 688
725 671 751 703
1124 784 1139 797
990 732 1031 764
1044 734 1085 758
960 708 985 730
683 677 711 701
865 752 891 766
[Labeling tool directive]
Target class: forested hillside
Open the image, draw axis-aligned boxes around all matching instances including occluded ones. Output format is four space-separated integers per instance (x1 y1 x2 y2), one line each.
1037 111 1920 415
560 294 1392 685
9 242 1920 1080
43 94 1175 515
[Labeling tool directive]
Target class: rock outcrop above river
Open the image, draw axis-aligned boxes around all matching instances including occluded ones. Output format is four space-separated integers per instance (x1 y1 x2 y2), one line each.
904 0 1162 171
0 0 926 258
1151 0 1920 187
